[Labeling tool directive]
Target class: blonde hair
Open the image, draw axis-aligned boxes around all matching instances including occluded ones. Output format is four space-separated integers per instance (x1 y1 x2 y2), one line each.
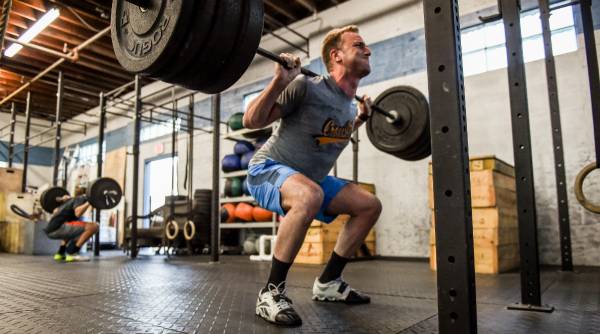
321 25 359 73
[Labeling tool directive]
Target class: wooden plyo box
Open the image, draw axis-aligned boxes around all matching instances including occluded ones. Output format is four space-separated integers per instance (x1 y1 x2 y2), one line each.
428 156 519 274
0 168 23 194
430 243 520 274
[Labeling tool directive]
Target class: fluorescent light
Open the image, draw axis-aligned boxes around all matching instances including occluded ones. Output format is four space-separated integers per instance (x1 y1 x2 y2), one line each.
4 8 60 58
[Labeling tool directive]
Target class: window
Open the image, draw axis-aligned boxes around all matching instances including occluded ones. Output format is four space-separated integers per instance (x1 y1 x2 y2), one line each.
143 156 178 227
243 91 261 112
462 4 577 76
140 118 182 142
71 141 105 166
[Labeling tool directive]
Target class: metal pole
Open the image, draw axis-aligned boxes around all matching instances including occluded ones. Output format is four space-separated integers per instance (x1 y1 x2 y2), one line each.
94 92 106 257
188 95 194 197
580 0 600 166
130 75 142 259
352 130 359 183
63 154 68 188
52 71 63 186
7 102 16 167
21 91 32 192
424 1 477 333
172 89 177 197
501 0 552 312
169 89 176 226
210 94 221 263
539 0 572 271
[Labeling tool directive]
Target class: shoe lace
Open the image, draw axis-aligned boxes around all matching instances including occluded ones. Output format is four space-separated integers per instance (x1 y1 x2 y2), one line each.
267 282 293 311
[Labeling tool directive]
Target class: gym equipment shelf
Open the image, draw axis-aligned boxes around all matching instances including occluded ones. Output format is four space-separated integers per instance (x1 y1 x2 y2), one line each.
223 125 273 141
220 221 280 229
220 196 255 204
222 170 248 178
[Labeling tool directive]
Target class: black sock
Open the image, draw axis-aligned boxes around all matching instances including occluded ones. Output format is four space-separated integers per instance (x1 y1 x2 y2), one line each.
66 242 81 255
319 251 349 283
58 245 66 255
264 256 292 292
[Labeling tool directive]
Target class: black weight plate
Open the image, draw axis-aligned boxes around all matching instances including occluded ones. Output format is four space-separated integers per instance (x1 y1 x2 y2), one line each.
111 0 195 75
367 86 429 156
40 187 69 213
179 0 243 91
200 0 264 94
87 177 123 210
156 0 217 81
395 103 431 160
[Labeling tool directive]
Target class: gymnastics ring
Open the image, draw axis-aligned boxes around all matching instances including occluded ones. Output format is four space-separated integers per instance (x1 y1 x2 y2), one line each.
165 220 180 240
183 220 196 241
574 161 600 214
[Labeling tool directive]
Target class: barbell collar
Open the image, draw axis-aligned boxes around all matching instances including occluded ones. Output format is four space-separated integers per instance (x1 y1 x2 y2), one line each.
256 47 400 124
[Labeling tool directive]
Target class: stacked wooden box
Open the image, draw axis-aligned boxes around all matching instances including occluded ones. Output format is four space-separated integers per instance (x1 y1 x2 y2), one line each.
294 182 376 265
0 167 28 253
429 156 520 274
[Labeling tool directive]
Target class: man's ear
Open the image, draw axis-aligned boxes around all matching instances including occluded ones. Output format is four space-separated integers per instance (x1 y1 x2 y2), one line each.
330 48 340 63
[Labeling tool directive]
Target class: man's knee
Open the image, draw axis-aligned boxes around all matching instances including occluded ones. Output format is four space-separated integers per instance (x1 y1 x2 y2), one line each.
86 223 99 233
354 195 382 222
294 184 324 218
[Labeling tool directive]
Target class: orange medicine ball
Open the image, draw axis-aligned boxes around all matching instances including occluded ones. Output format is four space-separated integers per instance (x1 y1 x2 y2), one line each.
235 202 255 222
221 203 236 223
252 206 273 222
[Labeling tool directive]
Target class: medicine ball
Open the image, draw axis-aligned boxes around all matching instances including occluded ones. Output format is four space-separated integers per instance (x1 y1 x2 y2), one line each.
221 203 236 223
222 154 241 172
233 140 255 155
228 113 244 131
235 203 254 222
241 150 255 170
224 178 243 198
252 206 273 222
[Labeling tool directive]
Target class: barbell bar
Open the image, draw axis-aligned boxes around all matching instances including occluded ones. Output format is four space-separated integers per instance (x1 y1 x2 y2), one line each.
255 48 400 123
112 0 431 160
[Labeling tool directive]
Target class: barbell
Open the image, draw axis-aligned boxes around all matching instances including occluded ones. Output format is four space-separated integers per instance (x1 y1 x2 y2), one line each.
39 177 123 213
111 0 431 160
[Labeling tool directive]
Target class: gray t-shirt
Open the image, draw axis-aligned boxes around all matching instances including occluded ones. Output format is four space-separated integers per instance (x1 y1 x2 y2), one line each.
250 75 357 182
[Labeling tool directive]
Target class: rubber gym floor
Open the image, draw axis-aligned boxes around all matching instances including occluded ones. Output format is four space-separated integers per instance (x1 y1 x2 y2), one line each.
0 252 597 334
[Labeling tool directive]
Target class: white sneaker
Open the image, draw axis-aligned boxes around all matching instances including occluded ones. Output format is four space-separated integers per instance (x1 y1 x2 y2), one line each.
65 254 91 262
255 282 302 327
312 277 371 304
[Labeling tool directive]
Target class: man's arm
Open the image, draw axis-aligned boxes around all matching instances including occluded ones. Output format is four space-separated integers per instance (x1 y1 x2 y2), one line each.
243 53 302 129
353 95 373 129
74 202 91 218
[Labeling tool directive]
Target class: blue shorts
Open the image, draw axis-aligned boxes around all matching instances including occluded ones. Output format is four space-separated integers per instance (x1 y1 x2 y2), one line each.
246 159 348 223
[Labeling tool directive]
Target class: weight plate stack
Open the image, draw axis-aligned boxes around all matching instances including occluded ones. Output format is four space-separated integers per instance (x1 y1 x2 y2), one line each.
367 86 432 161
199 0 265 93
179 0 243 91
40 187 70 213
154 0 217 80
111 0 195 75
87 177 123 210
